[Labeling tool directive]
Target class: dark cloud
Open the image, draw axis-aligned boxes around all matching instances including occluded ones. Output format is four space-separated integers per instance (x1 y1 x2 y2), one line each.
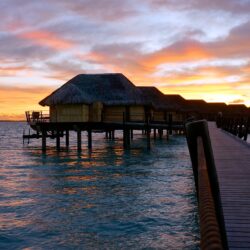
56 0 139 22
45 60 87 80
87 42 148 74
207 21 250 58
0 33 55 61
147 0 250 13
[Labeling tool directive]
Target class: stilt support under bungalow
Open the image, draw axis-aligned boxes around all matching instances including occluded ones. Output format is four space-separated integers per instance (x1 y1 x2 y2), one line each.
147 128 151 149
65 130 69 147
42 130 46 152
56 131 60 151
77 129 81 152
127 129 130 147
25 118 185 152
123 128 130 149
130 129 133 140
169 114 173 135
159 129 163 139
153 128 157 139
106 130 115 140
123 129 126 148
88 129 92 149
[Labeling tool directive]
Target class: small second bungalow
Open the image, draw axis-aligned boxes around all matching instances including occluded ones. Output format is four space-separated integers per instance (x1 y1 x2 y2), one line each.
225 104 249 117
138 87 188 123
138 87 170 122
164 94 188 122
39 73 149 123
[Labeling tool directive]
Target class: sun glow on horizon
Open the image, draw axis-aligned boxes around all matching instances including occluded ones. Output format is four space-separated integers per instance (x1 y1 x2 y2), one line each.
0 0 250 120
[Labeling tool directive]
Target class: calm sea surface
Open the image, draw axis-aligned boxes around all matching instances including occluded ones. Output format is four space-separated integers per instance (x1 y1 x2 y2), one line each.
0 122 199 249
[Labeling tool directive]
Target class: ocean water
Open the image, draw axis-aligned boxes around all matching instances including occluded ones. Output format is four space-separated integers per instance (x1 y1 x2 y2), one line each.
0 122 199 249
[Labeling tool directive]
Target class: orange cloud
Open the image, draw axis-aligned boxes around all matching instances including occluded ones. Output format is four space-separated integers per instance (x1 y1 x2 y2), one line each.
143 40 212 68
18 31 73 50
0 65 30 76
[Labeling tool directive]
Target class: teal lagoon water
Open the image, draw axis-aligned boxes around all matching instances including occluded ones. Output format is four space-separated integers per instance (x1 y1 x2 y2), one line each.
0 122 199 249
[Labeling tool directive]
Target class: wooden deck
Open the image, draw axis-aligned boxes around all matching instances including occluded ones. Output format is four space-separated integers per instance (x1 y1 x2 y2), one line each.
208 122 250 249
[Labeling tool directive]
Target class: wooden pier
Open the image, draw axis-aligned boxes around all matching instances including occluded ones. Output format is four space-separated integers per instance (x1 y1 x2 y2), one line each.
186 120 250 249
208 122 250 249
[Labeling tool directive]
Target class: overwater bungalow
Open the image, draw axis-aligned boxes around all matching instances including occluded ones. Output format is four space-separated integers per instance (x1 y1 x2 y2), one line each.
184 99 208 119
23 73 196 150
38 73 149 123
205 102 227 120
164 94 189 122
138 87 171 122
225 104 249 117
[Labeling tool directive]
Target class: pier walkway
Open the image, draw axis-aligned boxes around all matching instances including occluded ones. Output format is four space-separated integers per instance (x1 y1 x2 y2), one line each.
208 122 250 249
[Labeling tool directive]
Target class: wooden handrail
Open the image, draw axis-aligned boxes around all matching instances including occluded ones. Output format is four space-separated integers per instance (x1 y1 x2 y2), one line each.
185 120 228 249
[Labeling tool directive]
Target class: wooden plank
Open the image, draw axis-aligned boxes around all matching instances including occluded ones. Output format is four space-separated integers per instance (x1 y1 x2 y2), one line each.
208 122 250 249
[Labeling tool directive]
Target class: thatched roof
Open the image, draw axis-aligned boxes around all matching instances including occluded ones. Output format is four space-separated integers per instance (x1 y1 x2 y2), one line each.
39 73 148 106
206 102 227 113
226 104 249 115
185 99 208 113
139 87 183 111
164 94 188 111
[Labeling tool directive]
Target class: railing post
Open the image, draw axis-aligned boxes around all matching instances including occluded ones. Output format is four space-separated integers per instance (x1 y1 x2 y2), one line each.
243 117 250 141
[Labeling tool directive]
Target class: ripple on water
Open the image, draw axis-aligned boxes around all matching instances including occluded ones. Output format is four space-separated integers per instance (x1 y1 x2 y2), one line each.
0 122 199 249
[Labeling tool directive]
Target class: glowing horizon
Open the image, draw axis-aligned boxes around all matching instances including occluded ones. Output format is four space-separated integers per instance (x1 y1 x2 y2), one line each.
1 0 250 120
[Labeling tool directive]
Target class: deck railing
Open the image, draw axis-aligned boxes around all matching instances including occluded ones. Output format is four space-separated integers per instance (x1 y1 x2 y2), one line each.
25 111 50 124
24 110 178 126
185 120 228 249
218 116 250 141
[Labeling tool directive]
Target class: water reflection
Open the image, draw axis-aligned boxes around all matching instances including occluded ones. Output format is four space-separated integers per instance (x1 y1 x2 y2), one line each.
0 122 199 249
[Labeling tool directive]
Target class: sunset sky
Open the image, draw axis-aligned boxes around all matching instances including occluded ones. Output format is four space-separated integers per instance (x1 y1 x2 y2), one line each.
1 0 250 120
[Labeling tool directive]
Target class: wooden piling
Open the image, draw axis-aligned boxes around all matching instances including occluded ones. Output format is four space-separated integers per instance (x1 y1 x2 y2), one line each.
153 128 157 139
159 129 163 139
42 130 46 152
169 114 173 135
127 129 130 147
146 115 151 149
65 130 69 147
130 129 133 140
56 130 60 151
77 129 81 151
88 129 92 149
166 130 169 140
123 129 127 148
147 128 151 149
